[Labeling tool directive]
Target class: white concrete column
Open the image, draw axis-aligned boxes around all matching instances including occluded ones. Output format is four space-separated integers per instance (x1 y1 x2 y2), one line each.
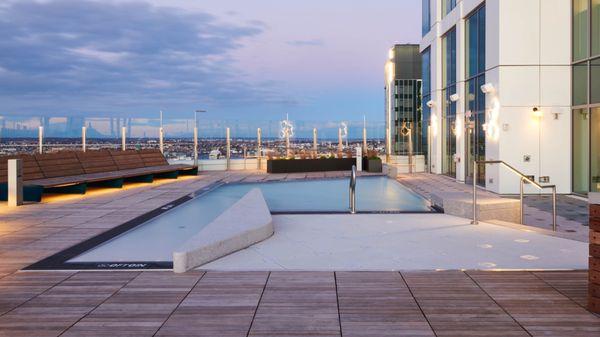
193 126 198 166
38 126 43 154
356 146 363 172
338 128 343 153
257 128 262 169
226 127 231 170
121 126 126 151
159 127 164 154
7 159 23 207
82 126 87 152
313 128 318 155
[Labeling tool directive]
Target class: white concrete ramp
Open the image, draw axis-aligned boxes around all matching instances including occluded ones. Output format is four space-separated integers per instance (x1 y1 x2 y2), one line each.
173 188 273 273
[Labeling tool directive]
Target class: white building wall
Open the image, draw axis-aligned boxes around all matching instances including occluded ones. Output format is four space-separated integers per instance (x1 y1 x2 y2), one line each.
420 0 571 194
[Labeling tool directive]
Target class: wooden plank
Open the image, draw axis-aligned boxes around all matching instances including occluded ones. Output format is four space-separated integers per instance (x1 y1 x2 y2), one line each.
404 271 529 337
249 272 340 337
156 271 268 337
337 271 434 337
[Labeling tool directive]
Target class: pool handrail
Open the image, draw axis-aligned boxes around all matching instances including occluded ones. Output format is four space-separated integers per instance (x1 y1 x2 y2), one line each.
349 165 356 214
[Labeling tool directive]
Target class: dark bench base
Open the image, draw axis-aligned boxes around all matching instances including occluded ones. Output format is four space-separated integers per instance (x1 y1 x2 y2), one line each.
125 174 154 183
88 178 124 189
0 183 44 202
44 183 87 195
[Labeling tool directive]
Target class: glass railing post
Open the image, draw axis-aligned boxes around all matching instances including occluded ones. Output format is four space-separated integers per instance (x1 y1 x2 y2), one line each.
472 160 478 224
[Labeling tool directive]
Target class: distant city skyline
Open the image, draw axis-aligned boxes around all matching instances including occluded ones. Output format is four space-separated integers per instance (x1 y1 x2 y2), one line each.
0 0 421 121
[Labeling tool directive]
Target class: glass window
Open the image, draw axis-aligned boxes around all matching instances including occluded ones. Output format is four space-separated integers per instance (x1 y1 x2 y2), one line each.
573 109 590 194
442 0 457 16
573 62 588 105
422 0 431 36
592 58 600 103
573 0 589 61
593 0 600 56
442 28 457 87
592 107 600 192
421 48 431 95
466 6 486 78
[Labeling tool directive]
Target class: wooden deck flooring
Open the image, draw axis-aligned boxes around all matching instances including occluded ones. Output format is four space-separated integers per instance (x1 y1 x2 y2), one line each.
0 270 597 337
0 172 599 336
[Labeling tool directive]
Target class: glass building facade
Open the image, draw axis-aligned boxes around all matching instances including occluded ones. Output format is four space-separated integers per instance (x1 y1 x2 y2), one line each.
465 5 486 186
385 45 426 158
443 0 457 17
441 28 457 177
572 0 600 194
421 48 431 166
422 0 431 36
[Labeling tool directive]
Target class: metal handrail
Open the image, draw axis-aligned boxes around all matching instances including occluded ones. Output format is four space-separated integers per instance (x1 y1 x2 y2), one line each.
349 165 357 214
472 160 557 231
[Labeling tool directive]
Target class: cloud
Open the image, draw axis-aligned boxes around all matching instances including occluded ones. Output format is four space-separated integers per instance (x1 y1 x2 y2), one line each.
0 0 291 117
286 39 324 47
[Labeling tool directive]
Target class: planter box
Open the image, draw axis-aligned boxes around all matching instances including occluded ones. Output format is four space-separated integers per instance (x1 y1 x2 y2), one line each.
267 158 356 173
362 158 382 173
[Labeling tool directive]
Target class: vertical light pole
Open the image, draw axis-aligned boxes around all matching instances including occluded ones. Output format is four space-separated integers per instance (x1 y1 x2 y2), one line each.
363 115 367 155
159 110 164 154
82 126 87 152
121 126 127 151
194 110 206 167
38 126 43 154
338 128 343 154
226 127 231 170
313 128 318 156
257 128 262 170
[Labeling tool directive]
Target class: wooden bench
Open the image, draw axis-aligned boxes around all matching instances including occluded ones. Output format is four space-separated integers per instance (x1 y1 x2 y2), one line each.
0 149 197 202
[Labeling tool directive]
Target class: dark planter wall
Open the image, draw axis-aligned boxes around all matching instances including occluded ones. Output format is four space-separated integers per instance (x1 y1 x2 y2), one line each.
267 158 356 173
363 158 382 173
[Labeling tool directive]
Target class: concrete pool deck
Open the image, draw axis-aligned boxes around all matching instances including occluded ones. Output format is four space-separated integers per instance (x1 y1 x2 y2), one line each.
201 214 588 271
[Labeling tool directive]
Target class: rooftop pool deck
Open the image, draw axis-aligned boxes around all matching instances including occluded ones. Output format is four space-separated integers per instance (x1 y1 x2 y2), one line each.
0 171 597 336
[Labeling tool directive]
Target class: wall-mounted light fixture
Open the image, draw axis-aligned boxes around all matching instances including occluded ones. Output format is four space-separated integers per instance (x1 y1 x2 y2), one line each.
532 107 543 118
426 100 435 108
449 93 460 102
480 83 495 94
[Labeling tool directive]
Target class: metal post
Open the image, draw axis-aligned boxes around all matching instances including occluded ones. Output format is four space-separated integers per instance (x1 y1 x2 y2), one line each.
257 128 262 170
408 127 413 174
159 110 164 154
226 127 231 170
552 186 557 232
38 126 43 154
82 126 87 152
121 126 126 151
520 177 524 224
313 128 318 156
363 115 367 155
356 146 363 172
472 160 478 224
349 165 356 214
193 126 198 166
8 159 23 207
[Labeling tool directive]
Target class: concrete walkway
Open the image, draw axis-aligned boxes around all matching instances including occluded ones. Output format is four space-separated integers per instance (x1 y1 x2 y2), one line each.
398 173 590 242
202 214 588 271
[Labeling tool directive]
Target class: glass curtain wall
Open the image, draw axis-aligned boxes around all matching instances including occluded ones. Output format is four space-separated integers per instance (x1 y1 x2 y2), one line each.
442 0 457 16
442 28 457 177
422 0 431 36
421 48 431 166
572 0 600 194
465 5 486 186
394 79 424 155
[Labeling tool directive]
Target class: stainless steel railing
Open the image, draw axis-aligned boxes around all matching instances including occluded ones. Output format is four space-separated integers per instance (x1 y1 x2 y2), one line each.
349 165 357 214
472 160 557 231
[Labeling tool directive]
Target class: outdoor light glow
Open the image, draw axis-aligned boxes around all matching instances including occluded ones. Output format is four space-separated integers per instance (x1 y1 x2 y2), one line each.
454 116 463 139
533 107 543 118
431 114 438 137
486 97 500 141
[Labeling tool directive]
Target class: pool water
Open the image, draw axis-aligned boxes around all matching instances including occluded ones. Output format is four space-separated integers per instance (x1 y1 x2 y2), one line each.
68 176 431 263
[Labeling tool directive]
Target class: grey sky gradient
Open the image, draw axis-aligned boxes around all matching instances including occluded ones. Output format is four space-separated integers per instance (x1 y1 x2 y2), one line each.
0 0 421 121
